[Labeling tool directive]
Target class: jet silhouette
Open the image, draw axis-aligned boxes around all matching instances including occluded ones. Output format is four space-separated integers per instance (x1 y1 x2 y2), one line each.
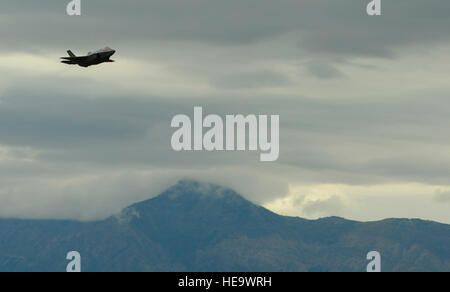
61 47 116 67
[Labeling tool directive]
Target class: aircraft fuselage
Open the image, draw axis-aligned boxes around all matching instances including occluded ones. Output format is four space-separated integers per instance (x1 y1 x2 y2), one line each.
61 47 116 67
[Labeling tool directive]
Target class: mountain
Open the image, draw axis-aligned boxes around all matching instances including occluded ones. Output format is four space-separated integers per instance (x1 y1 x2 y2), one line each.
0 180 449 272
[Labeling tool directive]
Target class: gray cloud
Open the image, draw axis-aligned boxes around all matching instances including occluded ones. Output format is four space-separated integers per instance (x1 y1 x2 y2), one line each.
2 88 450 184
2 1 450 58
302 196 344 218
213 70 292 89
305 61 344 79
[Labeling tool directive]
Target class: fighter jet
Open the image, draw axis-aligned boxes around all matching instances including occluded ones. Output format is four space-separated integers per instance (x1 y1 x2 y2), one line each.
60 47 116 67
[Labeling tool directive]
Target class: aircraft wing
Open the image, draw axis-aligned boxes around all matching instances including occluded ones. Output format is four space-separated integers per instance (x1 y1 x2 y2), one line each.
60 56 89 61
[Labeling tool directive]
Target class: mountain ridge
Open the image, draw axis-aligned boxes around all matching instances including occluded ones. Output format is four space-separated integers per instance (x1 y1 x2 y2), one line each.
0 180 449 272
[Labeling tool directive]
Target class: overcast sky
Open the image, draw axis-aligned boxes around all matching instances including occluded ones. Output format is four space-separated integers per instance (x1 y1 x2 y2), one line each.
0 0 449 223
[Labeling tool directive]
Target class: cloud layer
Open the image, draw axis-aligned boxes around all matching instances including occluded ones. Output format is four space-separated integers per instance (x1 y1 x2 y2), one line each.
0 1 449 223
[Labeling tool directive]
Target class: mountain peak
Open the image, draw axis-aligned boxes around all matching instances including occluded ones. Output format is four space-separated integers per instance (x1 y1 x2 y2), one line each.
119 180 279 232
117 180 259 224
160 180 245 202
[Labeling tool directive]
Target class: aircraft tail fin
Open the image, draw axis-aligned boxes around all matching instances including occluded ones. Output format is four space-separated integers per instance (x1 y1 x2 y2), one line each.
67 50 76 57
